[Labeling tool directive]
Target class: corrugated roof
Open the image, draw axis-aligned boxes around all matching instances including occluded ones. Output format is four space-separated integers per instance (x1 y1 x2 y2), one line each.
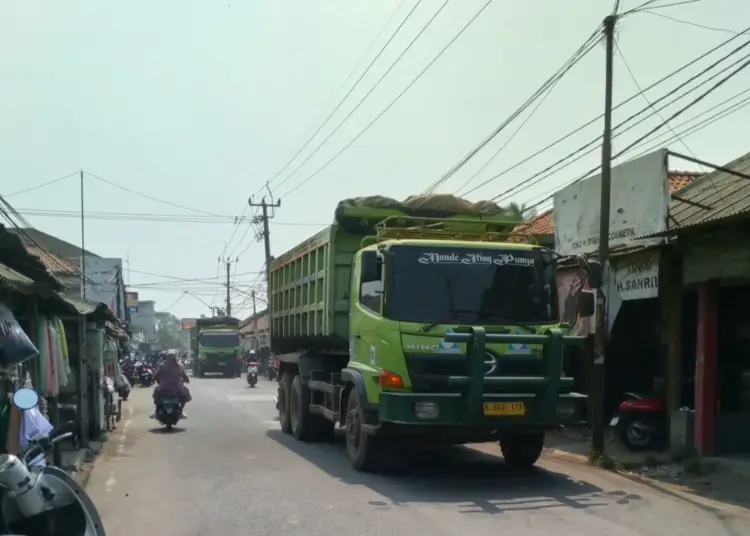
657 151 750 235
25 244 78 275
7 228 99 259
0 262 34 290
513 171 702 236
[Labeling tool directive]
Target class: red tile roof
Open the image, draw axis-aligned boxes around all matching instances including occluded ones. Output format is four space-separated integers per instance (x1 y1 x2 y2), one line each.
514 171 702 236
25 244 78 275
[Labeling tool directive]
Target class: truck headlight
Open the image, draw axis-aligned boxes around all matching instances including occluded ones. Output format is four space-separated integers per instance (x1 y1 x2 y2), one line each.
414 401 439 420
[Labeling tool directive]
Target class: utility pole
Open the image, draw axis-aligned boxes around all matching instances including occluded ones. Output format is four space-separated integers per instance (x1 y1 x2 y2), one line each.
248 195 281 354
251 290 257 316
225 259 232 317
80 169 86 299
591 13 617 463
248 196 281 285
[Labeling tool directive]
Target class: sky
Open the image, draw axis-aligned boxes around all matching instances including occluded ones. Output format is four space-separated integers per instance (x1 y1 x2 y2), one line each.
1 0 747 320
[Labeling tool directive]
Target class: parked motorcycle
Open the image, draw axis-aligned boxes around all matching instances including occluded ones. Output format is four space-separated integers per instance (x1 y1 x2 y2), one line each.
266 359 278 381
154 390 183 431
246 362 259 388
1 387 107 535
610 392 666 451
122 361 138 387
138 365 155 388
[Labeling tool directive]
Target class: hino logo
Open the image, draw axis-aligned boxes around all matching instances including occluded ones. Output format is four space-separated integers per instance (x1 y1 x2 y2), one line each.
484 353 497 376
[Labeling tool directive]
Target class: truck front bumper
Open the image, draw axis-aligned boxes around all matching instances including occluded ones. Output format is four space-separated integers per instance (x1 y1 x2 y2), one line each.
378 391 586 427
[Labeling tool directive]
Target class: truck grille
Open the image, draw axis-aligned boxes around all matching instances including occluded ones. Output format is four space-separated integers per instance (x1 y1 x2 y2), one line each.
404 352 545 393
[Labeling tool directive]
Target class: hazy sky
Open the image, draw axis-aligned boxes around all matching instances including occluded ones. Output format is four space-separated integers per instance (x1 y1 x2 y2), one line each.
1 0 746 319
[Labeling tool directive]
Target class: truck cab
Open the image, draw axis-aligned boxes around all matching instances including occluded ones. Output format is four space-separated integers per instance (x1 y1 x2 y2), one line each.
192 317 242 378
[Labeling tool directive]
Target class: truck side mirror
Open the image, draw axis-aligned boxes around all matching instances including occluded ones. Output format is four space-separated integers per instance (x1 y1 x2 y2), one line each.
576 257 603 289
578 290 595 318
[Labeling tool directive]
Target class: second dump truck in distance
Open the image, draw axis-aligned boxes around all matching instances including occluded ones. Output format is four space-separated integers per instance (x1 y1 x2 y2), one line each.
270 197 594 472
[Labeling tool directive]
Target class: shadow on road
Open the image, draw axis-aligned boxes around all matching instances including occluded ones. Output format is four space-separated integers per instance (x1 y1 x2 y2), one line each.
266 429 642 515
148 427 187 434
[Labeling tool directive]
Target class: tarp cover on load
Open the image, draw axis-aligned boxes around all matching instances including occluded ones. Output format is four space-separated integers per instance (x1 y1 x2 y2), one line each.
337 193 503 215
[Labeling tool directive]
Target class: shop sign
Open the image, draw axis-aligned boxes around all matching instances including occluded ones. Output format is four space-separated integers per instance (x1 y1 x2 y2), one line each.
554 150 669 256
614 252 659 300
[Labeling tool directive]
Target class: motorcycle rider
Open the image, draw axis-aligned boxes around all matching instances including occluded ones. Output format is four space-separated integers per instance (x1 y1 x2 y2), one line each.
150 350 191 419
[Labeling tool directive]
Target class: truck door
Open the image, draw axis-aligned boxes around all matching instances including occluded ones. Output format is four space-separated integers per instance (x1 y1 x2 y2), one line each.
349 251 383 370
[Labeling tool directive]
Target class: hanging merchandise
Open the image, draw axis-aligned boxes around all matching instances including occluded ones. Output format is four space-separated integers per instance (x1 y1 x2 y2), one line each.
0 303 39 369
53 318 71 388
34 320 48 394
45 319 59 397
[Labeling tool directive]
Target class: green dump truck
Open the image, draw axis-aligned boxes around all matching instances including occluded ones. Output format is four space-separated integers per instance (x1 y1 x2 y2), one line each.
191 316 242 378
271 198 594 472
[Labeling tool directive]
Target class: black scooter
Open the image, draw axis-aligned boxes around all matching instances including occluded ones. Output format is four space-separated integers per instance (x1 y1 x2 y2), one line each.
246 362 259 388
155 390 184 431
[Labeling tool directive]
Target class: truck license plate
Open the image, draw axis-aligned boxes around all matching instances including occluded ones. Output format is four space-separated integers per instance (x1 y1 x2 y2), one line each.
218 362 226 366
483 402 525 416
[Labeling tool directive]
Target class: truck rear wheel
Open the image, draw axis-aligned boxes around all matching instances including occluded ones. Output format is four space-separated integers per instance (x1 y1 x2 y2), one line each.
278 373 294 434
499 433 545 469
290 375 313 441
345 389 381 472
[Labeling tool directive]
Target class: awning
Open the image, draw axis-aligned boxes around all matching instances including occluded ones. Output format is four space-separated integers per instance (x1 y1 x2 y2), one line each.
0 262 35 291
53 292 117 322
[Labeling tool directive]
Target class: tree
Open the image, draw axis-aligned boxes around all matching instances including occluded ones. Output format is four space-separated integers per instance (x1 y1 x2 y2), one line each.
501 202 537 222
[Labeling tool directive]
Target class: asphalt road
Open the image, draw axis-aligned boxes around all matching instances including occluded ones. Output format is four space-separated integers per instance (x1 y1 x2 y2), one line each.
86 374 750 536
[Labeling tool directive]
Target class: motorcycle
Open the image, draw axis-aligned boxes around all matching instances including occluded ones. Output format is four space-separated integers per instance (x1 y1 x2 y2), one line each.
266 359 278 381
0 387 106 535
154 391 183 431
138 365 155 388
122 361 137 387
246 361 259 388
610 392 665 451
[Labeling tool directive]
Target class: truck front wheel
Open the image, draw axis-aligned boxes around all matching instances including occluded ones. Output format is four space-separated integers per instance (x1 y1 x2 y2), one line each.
345 389 381 472
278 373 294 434
499 433 545 469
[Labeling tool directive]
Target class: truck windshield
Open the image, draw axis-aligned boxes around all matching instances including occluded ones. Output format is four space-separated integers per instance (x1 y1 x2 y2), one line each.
386 245 556 325
199 333 239 348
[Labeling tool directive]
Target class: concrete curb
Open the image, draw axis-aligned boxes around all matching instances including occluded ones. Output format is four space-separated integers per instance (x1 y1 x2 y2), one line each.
542 447 750 515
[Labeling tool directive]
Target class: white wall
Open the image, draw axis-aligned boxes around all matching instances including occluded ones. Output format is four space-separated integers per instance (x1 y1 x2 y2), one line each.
130 300 156 341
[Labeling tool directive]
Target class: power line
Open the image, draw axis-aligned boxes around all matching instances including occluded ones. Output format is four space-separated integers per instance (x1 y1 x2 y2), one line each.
615 41 703 170
260 0 414 194
519 75 750 214
158 293 186 313
271 0 448 195
126 266 262 283
441 24 604 196
478 37 750 203
514 91 750 212
84 171 227 218
12 208 326 226
280 0 495 199
459 25 750 198
641 10 740 34
3 171 79 198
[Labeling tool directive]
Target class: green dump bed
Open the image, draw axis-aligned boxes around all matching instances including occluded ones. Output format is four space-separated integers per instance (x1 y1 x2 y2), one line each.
269 224 359 355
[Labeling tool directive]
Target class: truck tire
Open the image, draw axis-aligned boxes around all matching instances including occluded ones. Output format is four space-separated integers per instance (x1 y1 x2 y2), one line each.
278 373 294 434
499 433 545 469
290 374 314 441
195 365 205 378
345 389 381 472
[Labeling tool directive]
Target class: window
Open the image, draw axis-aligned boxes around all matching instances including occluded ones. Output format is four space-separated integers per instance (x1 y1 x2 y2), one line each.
359 251 383 314
385 246 556 325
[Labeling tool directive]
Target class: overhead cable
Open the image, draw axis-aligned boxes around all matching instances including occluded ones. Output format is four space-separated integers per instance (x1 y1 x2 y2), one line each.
460 25 750 198
279 0 495 199
272 0 450 195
